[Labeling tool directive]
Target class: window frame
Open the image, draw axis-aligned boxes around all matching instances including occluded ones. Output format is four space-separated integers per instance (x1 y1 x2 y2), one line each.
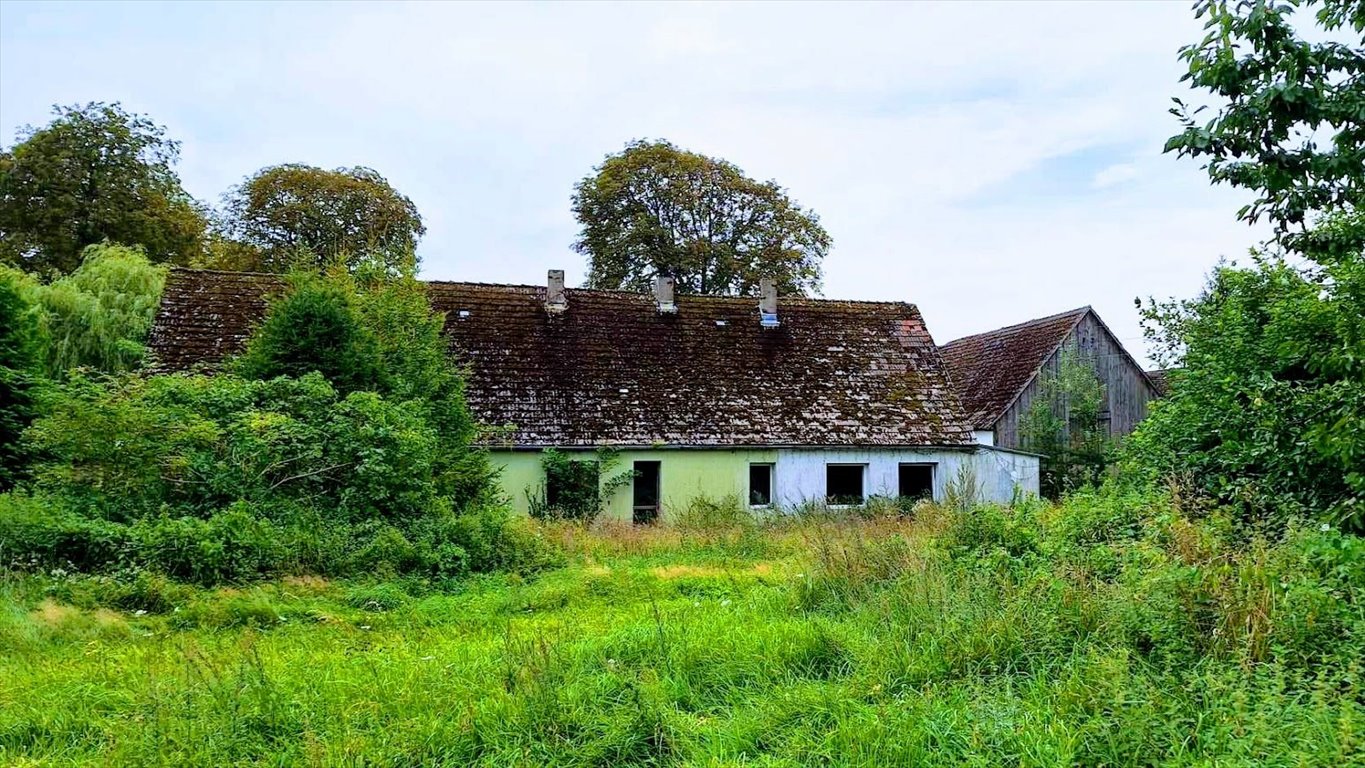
897 462 936 501
748 462 775 508
825 463 867 506
632 460 661 524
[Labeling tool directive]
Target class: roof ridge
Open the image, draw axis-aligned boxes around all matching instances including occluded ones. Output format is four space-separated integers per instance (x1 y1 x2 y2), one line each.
169 268 917 309
941 305 1091 347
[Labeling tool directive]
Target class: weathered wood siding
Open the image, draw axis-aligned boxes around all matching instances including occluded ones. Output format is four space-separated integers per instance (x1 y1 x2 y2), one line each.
993 312 1156 450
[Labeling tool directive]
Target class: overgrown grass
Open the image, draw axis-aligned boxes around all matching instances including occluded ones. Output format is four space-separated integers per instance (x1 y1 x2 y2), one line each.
2 491 1361 766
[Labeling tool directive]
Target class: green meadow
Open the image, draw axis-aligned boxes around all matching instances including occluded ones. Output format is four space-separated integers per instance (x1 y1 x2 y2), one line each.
3 493 1361 767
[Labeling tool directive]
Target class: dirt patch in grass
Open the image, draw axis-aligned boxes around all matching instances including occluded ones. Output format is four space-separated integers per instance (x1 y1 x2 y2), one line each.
31 600 80 626
651 562 776 580
283 575 333 594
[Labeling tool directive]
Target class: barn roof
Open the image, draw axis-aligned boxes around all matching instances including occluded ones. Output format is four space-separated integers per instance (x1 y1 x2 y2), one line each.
148 268 974 448
938 307 1091 430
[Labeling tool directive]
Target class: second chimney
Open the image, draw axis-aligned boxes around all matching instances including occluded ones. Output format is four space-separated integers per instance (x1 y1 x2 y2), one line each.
546 269 567 314
759 277 779 328
653 275 677 314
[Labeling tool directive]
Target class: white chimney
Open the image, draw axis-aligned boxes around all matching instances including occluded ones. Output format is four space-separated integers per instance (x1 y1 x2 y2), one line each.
759 277 779 328
654 275 677 314
546 269 567 314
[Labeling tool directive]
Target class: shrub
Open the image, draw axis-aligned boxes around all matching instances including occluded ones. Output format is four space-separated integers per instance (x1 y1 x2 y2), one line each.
0 492 130 570
0 269 43 490
527 449 631 522
26 372 446 523
131 505 287 585
234 271 385 394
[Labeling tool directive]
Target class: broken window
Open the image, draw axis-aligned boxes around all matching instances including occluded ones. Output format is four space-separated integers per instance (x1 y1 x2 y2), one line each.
825 464 865 505
749 463 774 506
544 456 600 520
898 463 934 501
633 461 660 524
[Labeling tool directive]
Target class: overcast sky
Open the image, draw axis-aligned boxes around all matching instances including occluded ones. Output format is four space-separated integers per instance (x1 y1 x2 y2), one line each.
0 1 1269 364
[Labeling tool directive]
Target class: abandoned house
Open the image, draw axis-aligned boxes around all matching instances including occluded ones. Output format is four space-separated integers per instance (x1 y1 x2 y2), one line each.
939 306 1161 452
147 268 1039 522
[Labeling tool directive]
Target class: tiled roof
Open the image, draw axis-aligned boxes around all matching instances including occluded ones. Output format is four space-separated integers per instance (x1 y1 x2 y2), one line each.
1145 368 1176 396
939 307 1090 430
148 268 975 448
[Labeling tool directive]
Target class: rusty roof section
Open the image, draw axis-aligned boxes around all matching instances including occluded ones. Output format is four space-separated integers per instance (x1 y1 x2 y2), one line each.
148 268 974 448
938 307 1091 430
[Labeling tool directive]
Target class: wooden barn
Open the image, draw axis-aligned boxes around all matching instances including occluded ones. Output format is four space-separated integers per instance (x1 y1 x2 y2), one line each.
939 307 1160 451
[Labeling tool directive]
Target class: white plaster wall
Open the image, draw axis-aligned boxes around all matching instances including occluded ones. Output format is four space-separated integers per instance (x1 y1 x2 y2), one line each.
972 448 1040 504
973 430 996 446
772 447 1036 506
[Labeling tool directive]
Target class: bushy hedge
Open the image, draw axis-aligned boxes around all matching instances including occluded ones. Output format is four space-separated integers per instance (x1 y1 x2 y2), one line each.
0 268 560 585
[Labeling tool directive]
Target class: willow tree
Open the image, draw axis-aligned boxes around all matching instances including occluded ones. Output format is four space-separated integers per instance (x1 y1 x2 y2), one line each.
31 244 168 379
573 140 829 296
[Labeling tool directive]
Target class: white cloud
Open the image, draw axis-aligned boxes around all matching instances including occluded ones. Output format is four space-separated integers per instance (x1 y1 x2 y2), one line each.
0 0 1263 366
1092 163 1141 189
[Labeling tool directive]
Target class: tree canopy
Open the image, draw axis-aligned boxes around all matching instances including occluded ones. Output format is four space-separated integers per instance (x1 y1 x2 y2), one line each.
0 103 207 275
217 164 425 274
1166 0 1365 250
573 140 829 296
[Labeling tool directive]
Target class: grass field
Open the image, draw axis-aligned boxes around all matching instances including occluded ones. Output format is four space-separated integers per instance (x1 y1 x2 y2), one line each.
2 498 1361 767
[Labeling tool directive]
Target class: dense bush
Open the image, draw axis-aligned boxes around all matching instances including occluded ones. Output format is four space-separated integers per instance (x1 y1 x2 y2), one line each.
0 269 43 490
1129 246 1363 532
237 269 492 502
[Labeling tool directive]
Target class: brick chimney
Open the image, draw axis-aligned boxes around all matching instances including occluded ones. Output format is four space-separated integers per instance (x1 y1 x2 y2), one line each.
759 277 779 328
546 269 567 314
653 275 677 314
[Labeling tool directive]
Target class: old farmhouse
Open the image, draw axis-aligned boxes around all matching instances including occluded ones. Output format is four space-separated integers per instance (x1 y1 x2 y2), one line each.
147 268 1039 521
939 306 1160 451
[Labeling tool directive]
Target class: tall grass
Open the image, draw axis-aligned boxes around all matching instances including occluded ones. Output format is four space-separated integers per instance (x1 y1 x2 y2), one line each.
1 490 1360 766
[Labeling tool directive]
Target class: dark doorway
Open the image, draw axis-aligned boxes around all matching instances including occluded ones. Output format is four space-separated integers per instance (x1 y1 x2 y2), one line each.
633 461 661 524
749 463 774 506
826 464 865 505
898 463 935 501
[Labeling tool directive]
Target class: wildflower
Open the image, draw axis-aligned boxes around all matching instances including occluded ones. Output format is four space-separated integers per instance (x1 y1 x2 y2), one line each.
133 609 147 617
1321 523 1332 532
360 625 371 630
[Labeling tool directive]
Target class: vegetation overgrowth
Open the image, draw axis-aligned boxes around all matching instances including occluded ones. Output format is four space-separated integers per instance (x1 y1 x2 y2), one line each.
2 491 1361 766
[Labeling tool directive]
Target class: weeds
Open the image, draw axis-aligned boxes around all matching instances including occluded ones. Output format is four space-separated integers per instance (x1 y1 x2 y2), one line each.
1 490 1361 766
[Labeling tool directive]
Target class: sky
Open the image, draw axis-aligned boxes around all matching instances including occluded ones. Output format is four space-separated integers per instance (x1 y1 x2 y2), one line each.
0 1 1272 365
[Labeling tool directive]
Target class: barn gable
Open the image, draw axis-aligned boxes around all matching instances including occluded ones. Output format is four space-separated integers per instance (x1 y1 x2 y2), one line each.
939 307 1159 449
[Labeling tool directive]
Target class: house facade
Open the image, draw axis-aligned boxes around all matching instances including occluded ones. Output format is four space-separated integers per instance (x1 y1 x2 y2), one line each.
148 269 1039 522
939 307 1160 451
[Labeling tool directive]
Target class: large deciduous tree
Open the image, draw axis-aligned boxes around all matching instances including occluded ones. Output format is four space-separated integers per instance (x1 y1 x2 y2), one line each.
217 164 425 274
0 103 208 275
1165 0 1364 252
572 140 829 296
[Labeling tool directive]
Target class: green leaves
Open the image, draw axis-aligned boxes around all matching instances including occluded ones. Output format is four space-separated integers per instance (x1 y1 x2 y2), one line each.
1166 0 1365 246
215 164 425 275
573 139 829 296
0 103 207 275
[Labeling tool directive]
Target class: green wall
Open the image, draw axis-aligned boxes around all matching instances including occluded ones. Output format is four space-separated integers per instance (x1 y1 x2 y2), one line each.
492 448 775 522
